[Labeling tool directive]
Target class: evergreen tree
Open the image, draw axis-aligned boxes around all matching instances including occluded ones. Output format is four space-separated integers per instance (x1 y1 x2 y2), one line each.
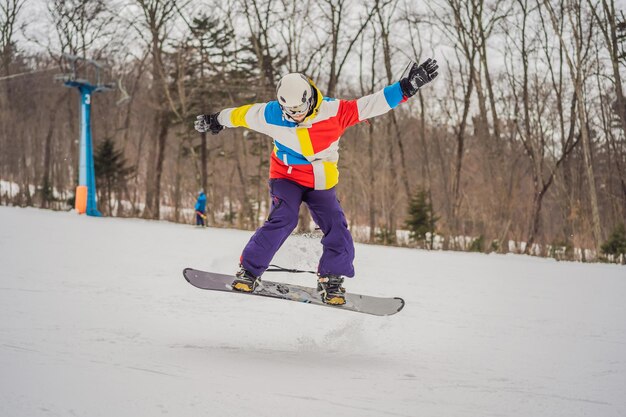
601 223 626 262
94 138 134 215
405 189 438 248
469 235 485 252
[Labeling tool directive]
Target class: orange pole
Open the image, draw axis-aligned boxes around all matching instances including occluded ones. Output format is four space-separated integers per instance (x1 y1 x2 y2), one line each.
75 185 87 214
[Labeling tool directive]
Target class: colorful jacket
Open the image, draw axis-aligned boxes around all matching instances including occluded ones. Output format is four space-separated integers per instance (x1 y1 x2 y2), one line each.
217 81 406 190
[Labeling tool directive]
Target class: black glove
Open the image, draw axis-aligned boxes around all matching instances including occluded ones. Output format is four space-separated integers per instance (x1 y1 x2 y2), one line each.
400 58 439 98
194 113 224 135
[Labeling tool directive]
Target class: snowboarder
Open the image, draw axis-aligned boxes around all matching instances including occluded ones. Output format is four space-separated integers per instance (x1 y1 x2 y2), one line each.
195 190 207 227
194 58 439 305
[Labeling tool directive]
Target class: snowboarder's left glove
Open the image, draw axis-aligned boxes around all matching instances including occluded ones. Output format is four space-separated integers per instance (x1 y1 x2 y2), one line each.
195 113 224 135
400 58 439 98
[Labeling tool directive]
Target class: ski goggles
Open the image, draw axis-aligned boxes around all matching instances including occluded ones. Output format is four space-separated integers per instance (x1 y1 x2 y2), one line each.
281 101 311 118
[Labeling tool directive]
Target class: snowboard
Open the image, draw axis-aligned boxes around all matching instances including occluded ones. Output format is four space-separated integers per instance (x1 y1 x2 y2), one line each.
183 268 404 316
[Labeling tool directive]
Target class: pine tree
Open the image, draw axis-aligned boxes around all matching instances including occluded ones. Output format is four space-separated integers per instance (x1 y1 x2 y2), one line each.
405 189 438 248
601 223 626 263
94 138 134 215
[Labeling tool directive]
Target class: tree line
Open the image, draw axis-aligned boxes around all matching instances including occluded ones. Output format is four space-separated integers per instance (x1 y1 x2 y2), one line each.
0 0 625 262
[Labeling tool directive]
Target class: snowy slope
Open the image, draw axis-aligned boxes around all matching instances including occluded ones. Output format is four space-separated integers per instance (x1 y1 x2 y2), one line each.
1 206 625 417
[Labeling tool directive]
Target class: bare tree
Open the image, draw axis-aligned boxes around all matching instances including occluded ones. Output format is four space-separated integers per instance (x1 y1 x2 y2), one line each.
132 0 179 219
47 0 115 60
0 0 24 76
317 0 377 96
276 0 324 74
541 0 603 253
0 0 26 194
475 1 511 142
499 0 579 253
375 0 412 203
430 0 481 237
587 0 626 136
240 0 282 91
356 20 380 241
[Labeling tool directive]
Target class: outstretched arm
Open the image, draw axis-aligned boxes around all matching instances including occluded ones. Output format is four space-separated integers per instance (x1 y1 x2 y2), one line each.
399 58 439 98
194 113 224 134
338 58 439 129
195 102 269 135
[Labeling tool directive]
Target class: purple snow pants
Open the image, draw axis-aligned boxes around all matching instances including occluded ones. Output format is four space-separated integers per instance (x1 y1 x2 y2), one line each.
240 178 355 278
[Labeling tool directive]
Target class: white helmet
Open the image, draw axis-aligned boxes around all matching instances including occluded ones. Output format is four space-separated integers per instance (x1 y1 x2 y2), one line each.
276 73 314 119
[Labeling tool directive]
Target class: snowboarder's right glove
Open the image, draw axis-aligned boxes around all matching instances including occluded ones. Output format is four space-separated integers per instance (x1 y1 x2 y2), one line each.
400 58 439 98
195 113 224 135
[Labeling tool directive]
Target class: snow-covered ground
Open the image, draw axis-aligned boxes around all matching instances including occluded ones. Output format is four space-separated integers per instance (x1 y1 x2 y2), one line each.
1 205 625 417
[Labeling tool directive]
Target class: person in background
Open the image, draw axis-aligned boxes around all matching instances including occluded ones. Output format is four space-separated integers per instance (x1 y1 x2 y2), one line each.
195 190 207 227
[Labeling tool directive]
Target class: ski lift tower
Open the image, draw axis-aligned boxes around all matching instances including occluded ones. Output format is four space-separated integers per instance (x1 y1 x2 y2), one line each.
56 54 114 216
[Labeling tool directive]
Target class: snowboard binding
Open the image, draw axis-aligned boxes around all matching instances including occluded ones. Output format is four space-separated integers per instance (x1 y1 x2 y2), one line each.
317 274 346 305
232 267 261 292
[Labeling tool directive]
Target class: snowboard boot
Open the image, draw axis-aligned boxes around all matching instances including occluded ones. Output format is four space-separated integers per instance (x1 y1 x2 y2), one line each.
317 274 346 305
232 267 261 292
